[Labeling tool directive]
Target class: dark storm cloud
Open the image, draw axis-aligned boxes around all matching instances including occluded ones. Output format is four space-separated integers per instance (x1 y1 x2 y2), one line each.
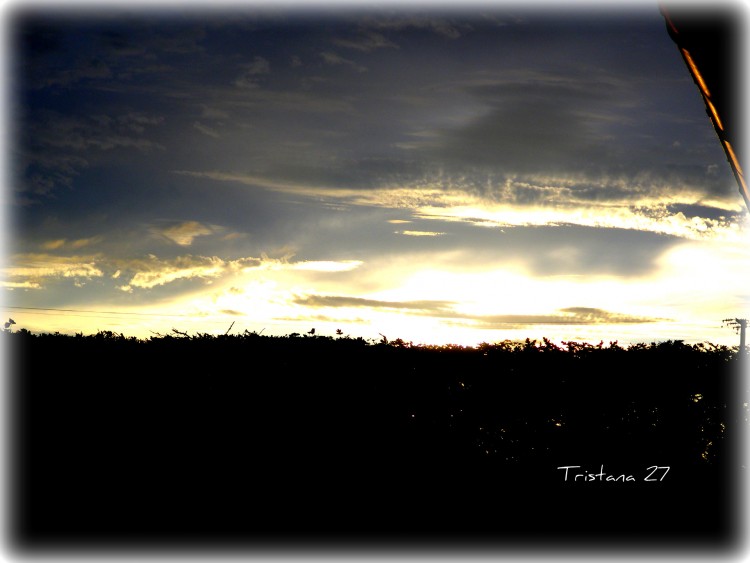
13 6 738 212
10 6 743 278
6 5 746 346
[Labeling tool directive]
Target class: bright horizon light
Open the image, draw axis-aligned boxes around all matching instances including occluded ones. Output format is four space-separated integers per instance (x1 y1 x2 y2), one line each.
2 3 748 348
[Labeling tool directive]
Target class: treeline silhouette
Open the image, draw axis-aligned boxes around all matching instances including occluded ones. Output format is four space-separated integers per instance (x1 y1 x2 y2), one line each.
6 329 744 552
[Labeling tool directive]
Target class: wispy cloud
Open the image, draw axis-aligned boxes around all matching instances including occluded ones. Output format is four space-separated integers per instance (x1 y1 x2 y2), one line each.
396 230 446 237
33 113 166 151
4 250 365 294
2 254 104 288
41 57 112 88
40 239 66 250
192 121 221 138
20 111 165 200
294 294 664 327
152 221 214 246
469 307 666 328
40 236 103 250
288 260 363 272
234 56 270 88
173 169 745 243
295 294 456 312
1 281 42 290
319 51 367 73
3 251 256 292
363 15 468 39
12 10 747 346
332 30 399 52
119 255 234 291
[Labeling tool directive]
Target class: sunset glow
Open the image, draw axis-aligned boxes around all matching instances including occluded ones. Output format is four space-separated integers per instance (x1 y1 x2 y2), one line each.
3 2 748 347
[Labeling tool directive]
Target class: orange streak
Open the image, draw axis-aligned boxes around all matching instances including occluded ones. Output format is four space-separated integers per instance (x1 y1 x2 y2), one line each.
724 140 744 177
734 170 750 208
724 140 749 208
659 5 679 36
681 48 711 98
705 97 724 131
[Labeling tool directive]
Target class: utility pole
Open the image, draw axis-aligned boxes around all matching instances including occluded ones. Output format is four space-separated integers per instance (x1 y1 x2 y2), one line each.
723 318 747 353
742 319 747 352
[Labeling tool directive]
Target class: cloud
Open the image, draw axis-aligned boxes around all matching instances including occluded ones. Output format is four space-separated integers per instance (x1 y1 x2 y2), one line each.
193 122 221 138
69 236 103 249
414 198 745 244
274 313 370 326
431 75 624 175
172 170 339 195
19 110 165 199
149 25 207 54
42 57 113 88
117 254 261 290
396 222 683 278
116 112 165 133
174 168 744 246
294 294 455 312
288 260 363 272
470 307 665 329
1 281 42 290
396 230 446 237
234 56 270 88
151 221 214 246
363 15 468 39
294 293 664 328
219 309 245 316
40 239 66 250
40 237 103 250
1 250 264 293
113 254 362 292
2 254 104 288
558 307 663 323
319 51 367 73
200 104 230 119
332 31 399 52
32 112 166 152
98 23 208 57
422 71 736 204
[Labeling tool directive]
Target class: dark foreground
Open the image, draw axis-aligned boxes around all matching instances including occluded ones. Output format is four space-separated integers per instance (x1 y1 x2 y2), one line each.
5 331 747 556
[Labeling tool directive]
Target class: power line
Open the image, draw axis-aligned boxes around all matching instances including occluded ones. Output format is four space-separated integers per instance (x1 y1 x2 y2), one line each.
1 309 173 322
3 305 192 318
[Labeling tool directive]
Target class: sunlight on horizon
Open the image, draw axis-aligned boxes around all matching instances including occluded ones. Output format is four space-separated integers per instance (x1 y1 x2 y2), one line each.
4 5 749 351
7 229 748 348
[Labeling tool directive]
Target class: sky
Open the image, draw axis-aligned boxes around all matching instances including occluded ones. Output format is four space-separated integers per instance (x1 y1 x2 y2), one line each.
1 0 749 347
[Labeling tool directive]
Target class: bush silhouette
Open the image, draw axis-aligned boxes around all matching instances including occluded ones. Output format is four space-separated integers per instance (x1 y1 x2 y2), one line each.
5 330 741 548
